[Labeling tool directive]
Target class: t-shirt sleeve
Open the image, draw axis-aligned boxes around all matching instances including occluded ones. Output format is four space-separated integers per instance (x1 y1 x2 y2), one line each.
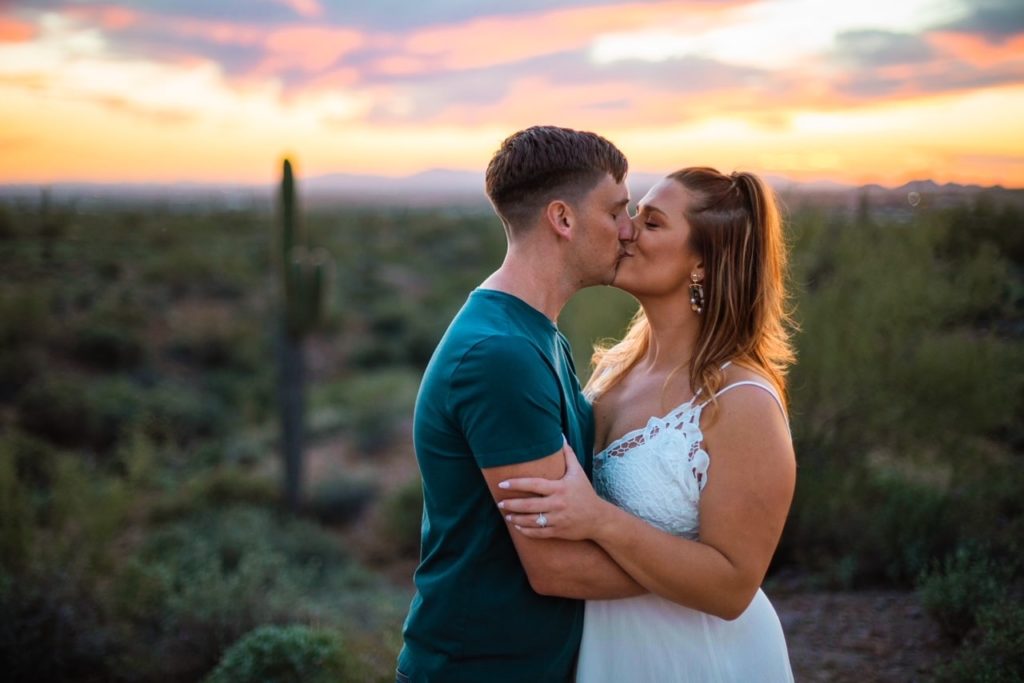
448 334 566 469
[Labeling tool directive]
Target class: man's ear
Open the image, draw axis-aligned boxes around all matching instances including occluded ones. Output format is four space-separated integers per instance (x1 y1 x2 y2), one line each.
544 200 574 239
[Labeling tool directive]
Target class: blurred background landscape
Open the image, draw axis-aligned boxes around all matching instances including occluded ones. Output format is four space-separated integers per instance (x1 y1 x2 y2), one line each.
2 1 1023 681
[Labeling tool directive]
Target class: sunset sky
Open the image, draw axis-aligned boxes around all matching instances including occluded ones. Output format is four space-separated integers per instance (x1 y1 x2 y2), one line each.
1 0 1023 187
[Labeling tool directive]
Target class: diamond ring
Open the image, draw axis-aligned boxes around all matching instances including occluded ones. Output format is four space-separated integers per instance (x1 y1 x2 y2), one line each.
536 513 548 528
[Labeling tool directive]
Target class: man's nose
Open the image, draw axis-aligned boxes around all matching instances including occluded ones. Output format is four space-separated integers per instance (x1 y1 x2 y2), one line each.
620 215 638 242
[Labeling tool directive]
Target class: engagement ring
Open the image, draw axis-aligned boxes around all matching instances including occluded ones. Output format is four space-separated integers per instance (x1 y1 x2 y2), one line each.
536 513 548 528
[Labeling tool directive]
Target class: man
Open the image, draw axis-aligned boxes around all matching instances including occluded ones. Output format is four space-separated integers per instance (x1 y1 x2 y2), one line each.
396 126 644 683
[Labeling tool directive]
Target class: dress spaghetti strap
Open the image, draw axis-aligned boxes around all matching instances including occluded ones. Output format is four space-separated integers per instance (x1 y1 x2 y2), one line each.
713 380 788 424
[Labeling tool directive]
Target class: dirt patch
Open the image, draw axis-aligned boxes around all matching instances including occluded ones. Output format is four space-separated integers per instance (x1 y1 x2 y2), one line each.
773 589 951 682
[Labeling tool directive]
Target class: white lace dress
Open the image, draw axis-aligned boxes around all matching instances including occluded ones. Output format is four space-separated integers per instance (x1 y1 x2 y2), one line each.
575 379 795 683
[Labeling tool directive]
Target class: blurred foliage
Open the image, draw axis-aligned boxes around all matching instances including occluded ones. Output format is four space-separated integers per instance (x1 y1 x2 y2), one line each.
310 367 421 454
0 191 1021 679
204 624 351 683
935 601 1024 683
918 544 1014 642
376 477 425 560
307 475 380 525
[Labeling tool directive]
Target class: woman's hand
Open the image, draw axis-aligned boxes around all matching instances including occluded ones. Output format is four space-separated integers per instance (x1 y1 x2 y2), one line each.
497 440 610 541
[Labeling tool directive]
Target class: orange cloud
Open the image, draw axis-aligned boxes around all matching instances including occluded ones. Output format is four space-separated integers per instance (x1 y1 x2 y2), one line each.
929 32 1024 69
402 1 751 72
0 18 37 42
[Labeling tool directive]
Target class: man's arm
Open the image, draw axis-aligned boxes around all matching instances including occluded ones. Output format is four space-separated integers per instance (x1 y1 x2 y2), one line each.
481 446 645 600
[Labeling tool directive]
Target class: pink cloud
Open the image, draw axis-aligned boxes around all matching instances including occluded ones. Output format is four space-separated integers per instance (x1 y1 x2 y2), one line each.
274 0 324 19
399 1 751 73
257 26 364 74
64 5 141 30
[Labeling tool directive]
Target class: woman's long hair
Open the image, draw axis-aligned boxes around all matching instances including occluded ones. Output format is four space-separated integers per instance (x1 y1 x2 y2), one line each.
586 167 796 410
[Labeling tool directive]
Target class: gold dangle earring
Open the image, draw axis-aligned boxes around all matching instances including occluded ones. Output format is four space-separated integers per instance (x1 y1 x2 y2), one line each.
689 273 705 314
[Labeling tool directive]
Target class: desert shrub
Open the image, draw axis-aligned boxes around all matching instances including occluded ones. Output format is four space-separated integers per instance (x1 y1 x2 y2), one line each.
116 550 294 680
0 569 120 683
42 455 133 576
0 202 16 239
70 316 145 370
0 431 131 575
0 449 133 680
781 465 954 587
16 375 140 451
141 242 251 300
148 467 280 522
937 600 1024 683
0 288 51 349
2 427 59 492
307 476 379 525
0 289 51 399
780 204 1024 586
378 477 424 559
919 545 1016 642
312 369 419 454
204 624 351 683
0 344 45 401
114 505 354 680
0 440 33 572
144 382 230 445
165 311 264 372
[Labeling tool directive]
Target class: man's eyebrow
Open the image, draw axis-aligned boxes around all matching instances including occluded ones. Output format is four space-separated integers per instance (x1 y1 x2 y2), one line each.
612 196 630 208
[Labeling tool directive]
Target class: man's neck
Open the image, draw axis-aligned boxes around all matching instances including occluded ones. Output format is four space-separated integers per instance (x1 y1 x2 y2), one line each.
479 248 576 323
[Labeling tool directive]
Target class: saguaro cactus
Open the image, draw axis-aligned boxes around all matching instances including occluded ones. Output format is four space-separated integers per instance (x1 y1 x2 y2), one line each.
275 159 333 512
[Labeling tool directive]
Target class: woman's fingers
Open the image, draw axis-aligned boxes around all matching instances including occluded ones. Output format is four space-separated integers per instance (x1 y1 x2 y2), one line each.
504 512 553 527
513 525 557 539
499 495 553 514
498 477 559 495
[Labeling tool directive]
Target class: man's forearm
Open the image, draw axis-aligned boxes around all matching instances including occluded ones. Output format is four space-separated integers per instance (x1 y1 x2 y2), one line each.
524 537 646 600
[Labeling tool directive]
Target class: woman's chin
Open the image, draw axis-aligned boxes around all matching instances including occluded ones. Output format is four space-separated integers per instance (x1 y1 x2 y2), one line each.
610 271 638 294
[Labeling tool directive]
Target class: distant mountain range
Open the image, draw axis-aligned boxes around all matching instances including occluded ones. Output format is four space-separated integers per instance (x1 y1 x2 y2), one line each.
0 170 1020 209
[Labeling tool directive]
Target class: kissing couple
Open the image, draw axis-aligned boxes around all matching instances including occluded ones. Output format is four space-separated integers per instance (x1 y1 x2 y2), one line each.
396 125 796 683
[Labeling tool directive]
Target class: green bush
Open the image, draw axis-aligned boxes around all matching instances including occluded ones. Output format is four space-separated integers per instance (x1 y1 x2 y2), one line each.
919 545 1013 642
0 440 33 572
307 476 379 525
71 317 145 370
781 465 953 587
205 624 350 683
0 569 119 683
16 375 145 451
311 369 420 454
114 506 352 679
0 287 51 349
148 467 280 522
378 477 424 559
144 382 230 445
937 600 1024 683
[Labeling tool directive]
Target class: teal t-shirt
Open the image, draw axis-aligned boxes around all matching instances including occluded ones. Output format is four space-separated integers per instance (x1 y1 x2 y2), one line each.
397 289 595 683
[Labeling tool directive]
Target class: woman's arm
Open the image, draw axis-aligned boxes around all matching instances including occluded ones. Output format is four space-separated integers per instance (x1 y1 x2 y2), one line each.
499 386 795 619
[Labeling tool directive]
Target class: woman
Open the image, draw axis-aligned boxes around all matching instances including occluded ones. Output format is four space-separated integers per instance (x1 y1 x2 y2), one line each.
498 167 797 681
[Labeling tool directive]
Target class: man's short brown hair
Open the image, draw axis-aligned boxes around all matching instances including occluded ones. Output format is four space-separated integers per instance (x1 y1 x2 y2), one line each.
485 126 628 232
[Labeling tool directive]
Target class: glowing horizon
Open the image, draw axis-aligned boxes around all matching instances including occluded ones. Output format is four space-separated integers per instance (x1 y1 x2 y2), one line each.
2 0 1023 188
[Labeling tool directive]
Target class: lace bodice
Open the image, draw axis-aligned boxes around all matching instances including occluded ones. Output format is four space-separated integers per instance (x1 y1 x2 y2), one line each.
593 378 784 540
